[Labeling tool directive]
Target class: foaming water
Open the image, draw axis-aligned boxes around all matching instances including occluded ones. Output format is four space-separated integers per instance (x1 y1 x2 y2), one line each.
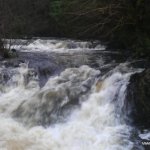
140 131 150 140
0 63 137 150
4 39 105 53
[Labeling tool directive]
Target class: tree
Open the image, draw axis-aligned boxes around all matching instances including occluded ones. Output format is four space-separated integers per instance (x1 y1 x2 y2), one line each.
55 0 150 57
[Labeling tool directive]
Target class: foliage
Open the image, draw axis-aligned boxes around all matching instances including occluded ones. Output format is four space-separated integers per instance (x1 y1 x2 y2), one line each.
0 0 150 58
49 0 63 20
55 0 150 57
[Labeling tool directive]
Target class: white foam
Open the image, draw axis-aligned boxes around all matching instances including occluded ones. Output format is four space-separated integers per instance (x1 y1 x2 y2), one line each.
0 65 134 150
5 39 106 53
139 131 150 140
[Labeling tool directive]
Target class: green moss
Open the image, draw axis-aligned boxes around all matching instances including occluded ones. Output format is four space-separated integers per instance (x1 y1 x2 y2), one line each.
2 49 18 59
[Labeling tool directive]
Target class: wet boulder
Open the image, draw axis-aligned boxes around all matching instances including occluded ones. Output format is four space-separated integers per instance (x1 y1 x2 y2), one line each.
126 69 150 128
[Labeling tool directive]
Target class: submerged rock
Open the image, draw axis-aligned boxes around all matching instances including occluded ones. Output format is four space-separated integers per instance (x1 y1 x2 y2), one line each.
126 69 150 128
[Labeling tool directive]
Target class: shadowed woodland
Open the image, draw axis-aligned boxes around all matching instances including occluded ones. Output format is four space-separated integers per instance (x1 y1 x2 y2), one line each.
0 0 150 58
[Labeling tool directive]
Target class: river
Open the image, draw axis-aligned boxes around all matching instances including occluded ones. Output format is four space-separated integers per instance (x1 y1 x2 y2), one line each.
0 38 148 150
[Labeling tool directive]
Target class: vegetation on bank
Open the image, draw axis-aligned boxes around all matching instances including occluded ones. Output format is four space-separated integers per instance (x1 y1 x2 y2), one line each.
0 0 150 58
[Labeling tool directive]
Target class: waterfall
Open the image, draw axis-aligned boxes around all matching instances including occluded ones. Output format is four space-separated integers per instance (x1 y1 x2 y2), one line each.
0 38 146 150
0 62 139 150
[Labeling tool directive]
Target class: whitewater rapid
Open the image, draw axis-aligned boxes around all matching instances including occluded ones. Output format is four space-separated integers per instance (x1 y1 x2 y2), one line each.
0 38 147 149
0 62 138 150
4 39 105 53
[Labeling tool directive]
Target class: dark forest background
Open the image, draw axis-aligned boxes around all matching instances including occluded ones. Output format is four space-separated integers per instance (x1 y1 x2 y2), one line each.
0 0 150 58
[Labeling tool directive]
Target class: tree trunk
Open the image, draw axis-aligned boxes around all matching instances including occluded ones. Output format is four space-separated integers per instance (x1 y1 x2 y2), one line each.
0 39 5 57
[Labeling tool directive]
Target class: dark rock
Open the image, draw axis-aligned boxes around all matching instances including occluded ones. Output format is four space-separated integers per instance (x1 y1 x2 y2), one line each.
11 49 17 52
126 69 150 128
1 48 19 59
127 60 150 69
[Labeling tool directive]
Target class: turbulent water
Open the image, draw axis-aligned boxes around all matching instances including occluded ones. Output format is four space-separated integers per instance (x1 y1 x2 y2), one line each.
0 39 147 150
4 38 105 53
